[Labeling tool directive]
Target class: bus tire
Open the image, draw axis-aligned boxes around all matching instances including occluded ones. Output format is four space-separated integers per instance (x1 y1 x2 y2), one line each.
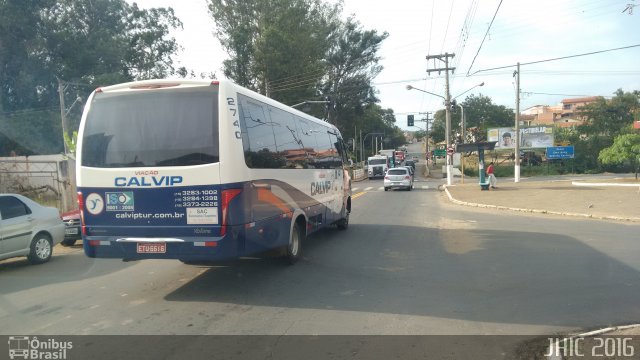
336 211 349 230
284 221 304 265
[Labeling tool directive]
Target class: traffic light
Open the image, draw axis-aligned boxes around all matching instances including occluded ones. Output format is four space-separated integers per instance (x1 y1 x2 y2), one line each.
450 99 457 113
407 114 414 127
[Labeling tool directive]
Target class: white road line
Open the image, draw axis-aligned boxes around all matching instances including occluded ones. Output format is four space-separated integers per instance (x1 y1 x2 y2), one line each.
352 187 359 192
378 187 384 191
364 187 373 191
421 185 429 189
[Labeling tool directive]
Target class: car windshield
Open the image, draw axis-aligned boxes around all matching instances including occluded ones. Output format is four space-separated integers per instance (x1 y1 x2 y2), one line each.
2 1 638 357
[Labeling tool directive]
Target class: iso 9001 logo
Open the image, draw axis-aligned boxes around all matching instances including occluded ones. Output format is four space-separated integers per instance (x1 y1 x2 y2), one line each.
8 336 72 360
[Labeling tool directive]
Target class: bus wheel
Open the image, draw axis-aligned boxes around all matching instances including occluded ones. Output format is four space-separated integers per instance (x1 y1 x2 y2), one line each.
337 211 349 230
285 222 304 265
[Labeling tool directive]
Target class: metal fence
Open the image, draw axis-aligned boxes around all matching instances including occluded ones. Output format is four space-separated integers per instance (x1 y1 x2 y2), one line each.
0 155 76 212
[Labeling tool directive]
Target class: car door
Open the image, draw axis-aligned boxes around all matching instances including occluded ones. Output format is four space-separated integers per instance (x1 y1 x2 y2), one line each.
0 196 34 257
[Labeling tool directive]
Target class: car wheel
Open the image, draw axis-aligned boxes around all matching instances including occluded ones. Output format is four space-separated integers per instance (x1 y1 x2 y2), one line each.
61 238 77 246
284 222 304 265
337 210 349 230
384 187 389 191
27 233 53 264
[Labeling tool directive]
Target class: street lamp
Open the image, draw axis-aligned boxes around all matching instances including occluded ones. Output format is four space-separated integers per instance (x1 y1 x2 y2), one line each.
452 82 484 100
406 85 445 100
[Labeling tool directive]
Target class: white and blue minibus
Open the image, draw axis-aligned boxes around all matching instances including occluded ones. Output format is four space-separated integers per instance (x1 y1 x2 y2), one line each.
76 79 351 264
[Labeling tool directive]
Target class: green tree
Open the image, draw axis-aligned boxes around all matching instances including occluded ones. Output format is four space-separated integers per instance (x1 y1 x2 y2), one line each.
0 0 183 155
208 0 339 105
321 17 388 132
462 94 515 139
598 133 640 179
429 94 515 143
578 90 640 137
207 1 388 142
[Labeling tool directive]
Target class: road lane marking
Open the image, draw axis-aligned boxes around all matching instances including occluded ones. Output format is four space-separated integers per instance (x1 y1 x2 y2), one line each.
351 191 366 200
378 187 384 191
421 185 429 189
352 187 359 191
364 187 373 191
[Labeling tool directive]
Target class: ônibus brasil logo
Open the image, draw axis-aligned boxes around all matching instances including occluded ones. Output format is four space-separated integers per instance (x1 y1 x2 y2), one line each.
8 336 72 360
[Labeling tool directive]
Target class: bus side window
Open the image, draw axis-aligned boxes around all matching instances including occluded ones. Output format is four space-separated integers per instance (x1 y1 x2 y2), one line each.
238 94 280 169
297 118 318 168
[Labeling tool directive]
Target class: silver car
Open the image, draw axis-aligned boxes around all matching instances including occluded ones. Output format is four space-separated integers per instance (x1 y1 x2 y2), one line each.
0 194 65 264
384 167 414 191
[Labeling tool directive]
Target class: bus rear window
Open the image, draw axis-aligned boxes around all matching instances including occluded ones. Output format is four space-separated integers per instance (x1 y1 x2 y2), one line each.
81 86 219 168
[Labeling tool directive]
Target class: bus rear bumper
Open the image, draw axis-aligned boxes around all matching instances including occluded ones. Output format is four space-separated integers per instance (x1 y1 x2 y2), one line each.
82 233 240 261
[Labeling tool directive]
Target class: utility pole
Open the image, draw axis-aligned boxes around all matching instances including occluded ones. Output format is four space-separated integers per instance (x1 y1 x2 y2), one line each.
57 78 69 155
418 112 432 166
426 53 456 185
514 62 521 182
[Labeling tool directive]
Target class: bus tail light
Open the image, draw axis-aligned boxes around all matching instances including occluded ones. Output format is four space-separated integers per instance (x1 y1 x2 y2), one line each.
77 192 84 210
77 192 86 235
220 189 242 236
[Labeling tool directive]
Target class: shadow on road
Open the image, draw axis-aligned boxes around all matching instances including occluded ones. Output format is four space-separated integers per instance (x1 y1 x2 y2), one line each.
164 224 640 329
0 246 135 294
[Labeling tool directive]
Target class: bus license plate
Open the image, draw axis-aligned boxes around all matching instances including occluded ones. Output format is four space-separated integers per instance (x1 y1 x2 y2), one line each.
137 243 166 254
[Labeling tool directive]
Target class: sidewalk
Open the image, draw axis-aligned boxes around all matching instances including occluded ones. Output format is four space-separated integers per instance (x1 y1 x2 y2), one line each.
442 175 640 222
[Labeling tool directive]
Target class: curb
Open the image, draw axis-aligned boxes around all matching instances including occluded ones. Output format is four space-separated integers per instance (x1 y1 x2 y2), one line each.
442 185 640 223
572 181 640 187
546 324 640 359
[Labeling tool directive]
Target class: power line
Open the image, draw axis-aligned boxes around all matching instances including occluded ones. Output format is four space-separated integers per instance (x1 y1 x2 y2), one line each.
466 0 503 76
470 43 640 75
440 0 455 53
427 0 435 55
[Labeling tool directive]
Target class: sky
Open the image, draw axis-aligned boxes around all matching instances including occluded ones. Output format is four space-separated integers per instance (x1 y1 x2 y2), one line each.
129 0 640 130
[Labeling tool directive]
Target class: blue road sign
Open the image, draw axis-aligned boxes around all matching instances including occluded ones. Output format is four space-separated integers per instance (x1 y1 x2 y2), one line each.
546 146 575 159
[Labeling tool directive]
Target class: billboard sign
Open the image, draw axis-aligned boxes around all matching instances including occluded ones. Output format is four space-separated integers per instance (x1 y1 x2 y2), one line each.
487 126 554 149
546 146 575 159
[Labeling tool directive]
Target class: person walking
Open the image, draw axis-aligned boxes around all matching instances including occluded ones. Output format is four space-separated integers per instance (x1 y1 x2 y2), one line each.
486 161 497 189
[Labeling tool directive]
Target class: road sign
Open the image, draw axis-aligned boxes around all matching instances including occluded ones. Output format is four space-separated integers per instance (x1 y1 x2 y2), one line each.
546 146 574 159
434 149 446 157
446 147 454 155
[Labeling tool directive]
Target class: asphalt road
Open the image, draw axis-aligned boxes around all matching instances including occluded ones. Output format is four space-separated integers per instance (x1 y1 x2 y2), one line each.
1 171 639 336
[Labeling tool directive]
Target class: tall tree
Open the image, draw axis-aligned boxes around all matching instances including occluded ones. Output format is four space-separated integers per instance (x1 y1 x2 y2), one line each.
208 0 339 105
321 17 387 134
0 0 183 155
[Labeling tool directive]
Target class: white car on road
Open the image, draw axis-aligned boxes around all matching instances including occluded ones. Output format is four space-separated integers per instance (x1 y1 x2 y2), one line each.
384 167 414 191
0 194 64 264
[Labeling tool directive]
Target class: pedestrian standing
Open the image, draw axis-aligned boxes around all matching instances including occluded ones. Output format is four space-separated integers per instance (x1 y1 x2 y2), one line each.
486 162 497 189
